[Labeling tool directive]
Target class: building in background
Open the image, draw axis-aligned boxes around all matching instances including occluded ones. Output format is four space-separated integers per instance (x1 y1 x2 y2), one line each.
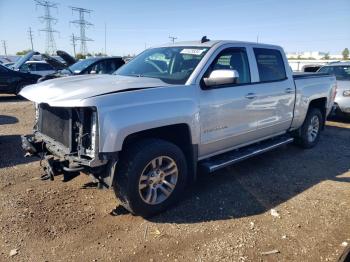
286 51 343 60
286 51 345 72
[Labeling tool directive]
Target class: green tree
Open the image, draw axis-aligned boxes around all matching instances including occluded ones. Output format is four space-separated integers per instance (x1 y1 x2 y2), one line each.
94 52 106 57
16 49 32 55
322 52 330 60
75 53 86 59
342 48 349 60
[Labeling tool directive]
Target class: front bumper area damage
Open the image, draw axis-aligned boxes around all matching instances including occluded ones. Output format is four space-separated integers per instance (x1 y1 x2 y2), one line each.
21 134 116 189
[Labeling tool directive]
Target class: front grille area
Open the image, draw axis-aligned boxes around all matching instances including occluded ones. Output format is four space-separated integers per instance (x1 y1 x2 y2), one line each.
38 104 72 149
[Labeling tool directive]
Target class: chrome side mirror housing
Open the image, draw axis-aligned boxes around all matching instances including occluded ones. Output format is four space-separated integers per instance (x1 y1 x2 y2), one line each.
203 69 239 87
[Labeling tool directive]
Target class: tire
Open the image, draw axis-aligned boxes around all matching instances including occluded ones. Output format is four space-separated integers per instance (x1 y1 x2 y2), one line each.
113 138 188 217
294 107 323 149
337 246 350 262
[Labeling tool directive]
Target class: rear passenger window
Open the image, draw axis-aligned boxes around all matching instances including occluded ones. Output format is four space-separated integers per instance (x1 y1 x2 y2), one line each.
254 48 286 82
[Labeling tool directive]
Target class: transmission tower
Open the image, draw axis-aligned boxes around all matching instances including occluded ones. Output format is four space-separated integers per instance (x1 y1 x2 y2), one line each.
70 6 93 55
1 40 7 56
71 33 77 57
169 36 177 44
35 0 59 55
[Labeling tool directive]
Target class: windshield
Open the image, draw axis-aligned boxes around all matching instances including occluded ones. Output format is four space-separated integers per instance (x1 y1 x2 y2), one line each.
65 58 98 74
318 65 350 81
114 46 209 84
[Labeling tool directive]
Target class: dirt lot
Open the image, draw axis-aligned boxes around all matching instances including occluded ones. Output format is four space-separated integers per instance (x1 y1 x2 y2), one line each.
0 94 349 262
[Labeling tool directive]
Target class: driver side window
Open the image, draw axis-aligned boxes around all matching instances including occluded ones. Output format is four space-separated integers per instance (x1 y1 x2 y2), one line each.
207 48 251 84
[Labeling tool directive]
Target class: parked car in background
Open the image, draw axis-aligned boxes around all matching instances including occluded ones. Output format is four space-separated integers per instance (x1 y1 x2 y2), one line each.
0 51 60 95
0 51 47 95
0 63 41 94
18 61 56 76
21 39 336 217
38 56 125 82
3 62 15 68
318 62 350 117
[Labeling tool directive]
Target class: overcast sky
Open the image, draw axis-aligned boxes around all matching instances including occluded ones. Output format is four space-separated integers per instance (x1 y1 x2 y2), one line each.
0 0 349 56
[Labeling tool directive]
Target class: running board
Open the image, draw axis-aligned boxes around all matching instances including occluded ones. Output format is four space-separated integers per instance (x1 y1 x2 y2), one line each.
199 135 294 173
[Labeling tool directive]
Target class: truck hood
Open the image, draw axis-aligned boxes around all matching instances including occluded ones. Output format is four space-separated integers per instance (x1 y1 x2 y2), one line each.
19 74 170 105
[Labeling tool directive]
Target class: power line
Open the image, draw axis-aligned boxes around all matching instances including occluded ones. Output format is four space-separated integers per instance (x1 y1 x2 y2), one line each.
28 27 34 50
35 0 59 55
169 36 177 44
70 6 93 55
1 40 7 56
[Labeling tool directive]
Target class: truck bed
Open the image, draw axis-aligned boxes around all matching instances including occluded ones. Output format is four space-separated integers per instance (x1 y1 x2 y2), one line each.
293 72 330 79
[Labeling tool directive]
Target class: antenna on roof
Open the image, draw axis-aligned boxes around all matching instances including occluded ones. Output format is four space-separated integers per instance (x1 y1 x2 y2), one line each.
201 36 210 43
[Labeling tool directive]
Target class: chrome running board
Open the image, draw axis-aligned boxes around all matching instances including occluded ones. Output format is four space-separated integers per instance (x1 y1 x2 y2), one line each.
199 135 294 173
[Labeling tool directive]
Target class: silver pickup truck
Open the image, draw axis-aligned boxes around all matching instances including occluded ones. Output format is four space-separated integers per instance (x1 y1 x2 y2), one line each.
20 39 337 217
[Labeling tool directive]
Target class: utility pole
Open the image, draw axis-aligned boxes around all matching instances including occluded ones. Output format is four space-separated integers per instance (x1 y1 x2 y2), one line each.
28 27 34 50
71 33 77 57
1 40 7 56
256 34 259 43
35 0 59 55
169 36 177 44
104 23 106 55
70 6 93 55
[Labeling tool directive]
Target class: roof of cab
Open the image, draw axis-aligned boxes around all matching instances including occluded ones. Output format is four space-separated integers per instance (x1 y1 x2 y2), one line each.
157 40 282 50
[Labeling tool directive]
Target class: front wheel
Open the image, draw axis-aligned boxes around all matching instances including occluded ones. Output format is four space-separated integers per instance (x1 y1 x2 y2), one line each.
113 139 187 217
294 107 323 148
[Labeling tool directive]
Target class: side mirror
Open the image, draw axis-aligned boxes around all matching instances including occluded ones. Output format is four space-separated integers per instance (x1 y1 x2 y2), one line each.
203 69 239 87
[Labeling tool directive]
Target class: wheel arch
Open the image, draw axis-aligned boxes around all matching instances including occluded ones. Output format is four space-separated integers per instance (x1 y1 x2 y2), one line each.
121 124 198 183
308 97 327 128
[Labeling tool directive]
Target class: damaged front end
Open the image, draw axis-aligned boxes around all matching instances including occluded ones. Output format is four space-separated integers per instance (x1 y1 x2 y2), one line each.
21 103 116 188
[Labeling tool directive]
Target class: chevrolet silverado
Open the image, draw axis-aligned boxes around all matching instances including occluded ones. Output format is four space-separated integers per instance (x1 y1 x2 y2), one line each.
20 39 337 217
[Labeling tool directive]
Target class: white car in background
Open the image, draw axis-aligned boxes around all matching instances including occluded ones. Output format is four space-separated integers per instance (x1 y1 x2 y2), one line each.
19 61 56 76
318 62 350 117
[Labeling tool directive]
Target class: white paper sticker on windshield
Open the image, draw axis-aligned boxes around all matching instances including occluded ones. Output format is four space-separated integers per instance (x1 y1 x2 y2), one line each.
180 48 206 55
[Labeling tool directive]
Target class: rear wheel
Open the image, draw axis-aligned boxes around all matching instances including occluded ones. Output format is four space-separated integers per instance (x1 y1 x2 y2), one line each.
113 139 187 217
294 107 323 148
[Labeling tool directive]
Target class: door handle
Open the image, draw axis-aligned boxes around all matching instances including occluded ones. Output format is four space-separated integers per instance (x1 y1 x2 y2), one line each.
245 93 257 99
285 88 294 94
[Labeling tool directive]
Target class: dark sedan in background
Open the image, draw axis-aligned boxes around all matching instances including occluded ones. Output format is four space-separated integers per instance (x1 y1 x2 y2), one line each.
0 63 41 95
0 50 125 95
38 56 125 82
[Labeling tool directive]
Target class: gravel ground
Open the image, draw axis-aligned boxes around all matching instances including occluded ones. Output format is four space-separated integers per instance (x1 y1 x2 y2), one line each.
0 94 349 262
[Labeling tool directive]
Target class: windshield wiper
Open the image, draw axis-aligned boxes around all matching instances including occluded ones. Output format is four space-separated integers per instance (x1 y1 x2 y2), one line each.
125 74 144 77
